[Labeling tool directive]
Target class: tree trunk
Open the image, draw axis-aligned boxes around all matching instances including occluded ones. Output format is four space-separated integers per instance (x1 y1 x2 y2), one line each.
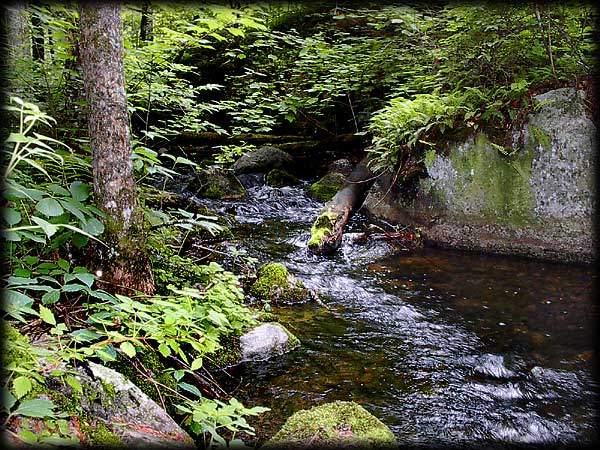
4 3 30 60
79 1 154 296
307 157 376 255
31 11 44 61
139 0 153 44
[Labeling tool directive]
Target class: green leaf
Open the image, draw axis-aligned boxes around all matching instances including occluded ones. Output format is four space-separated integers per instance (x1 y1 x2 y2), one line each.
120 341 137 358
41 289 61 305
12 376 33 400
14 398 56 418
75 272 95 288
2 388 17 412
65 376 83 394
158 343 171 357
1 207 21 226
35 197 64 217
70 329 101 343
82 217 104 236
39 304 56 325
69 181 89 201
30 216 58 238
57 259 70 271
179 382 202 398
190 357 203 371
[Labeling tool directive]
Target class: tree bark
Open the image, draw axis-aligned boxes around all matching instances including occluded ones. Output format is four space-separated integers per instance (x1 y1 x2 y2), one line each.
31 11 44 61
139 0 153 44
307 157 376 255
79 1 154 296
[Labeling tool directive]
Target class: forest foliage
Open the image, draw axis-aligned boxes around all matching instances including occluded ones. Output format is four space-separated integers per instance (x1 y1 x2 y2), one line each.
1 1 596 448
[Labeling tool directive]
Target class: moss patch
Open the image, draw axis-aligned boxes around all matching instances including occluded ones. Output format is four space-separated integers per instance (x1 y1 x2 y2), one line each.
107 347 177 409
307 212 337 250
266 169 299 187
449 133 535 227
86 421 124 448
206 332 243 370
189 167 246 200
250 263 309 303
266 400 396 448
309 172 346 202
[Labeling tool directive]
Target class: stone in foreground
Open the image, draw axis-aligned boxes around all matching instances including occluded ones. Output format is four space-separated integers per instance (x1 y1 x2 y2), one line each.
265 400 396 448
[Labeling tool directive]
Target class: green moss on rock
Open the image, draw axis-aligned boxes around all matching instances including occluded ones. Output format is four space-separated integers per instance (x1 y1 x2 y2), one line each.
250 263 309 303
266 169 299 187
309 172 346 202
107 347 177 408
86 421 124 448
206 333 242 370
189 167 245 200
266 400 396 448
307 212 337 250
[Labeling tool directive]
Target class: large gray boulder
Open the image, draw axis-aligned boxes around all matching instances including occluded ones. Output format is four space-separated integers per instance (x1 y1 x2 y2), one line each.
233 146 294 174
363 87 596 264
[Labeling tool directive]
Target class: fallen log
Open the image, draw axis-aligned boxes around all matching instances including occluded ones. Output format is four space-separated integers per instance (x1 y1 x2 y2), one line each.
307 157 376 254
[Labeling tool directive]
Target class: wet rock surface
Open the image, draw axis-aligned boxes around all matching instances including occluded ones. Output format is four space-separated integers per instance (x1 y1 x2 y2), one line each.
233 145 295 175
240 323 300 362
363 87 596 263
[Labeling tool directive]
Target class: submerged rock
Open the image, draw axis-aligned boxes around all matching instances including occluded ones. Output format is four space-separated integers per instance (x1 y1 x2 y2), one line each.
328 158 353 177
239 322 300 362
266 168 300 187
265 400 396 448
308 172 346 202
188 167 245 200
250 262 309 304
233 145 294 175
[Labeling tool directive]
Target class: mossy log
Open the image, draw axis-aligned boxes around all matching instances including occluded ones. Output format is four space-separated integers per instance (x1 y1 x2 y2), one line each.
174 132 365 156
308 157 376 255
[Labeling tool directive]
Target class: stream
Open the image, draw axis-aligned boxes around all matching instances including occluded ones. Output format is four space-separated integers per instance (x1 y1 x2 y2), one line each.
189 178 597 448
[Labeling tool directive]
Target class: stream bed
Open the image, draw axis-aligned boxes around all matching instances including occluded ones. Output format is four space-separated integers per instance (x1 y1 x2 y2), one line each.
192 180 597 448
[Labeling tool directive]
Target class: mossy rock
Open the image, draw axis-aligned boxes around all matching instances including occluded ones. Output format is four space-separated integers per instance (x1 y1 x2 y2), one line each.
309 172 346 202
107 346 178 412
233 145 294 174
250 263 309 304
266 400 396 448
188 167 245 199
307 211 337 251
266 168 300 187
205 332 243 370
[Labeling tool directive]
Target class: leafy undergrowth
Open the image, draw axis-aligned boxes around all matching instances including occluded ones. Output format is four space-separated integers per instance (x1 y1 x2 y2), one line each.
1 98 268 448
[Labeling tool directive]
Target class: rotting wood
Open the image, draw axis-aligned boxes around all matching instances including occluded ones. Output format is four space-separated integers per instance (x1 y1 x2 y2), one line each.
307 156 376 255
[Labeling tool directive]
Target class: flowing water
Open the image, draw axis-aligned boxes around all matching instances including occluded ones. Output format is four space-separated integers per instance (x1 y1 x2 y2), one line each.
190 179 597 448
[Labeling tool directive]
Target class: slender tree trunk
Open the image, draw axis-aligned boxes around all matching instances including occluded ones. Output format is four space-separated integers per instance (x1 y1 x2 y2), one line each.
139 0 153 44
4 3 30 60
79 1 154 296
3 2 30 96
31 11 44 61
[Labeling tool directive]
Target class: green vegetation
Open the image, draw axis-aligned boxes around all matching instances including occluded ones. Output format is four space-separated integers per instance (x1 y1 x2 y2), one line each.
266 400 396 448
308 212 338 250
266 169 299 187
250 263 309 304
2 1 595 447
309 172 346 202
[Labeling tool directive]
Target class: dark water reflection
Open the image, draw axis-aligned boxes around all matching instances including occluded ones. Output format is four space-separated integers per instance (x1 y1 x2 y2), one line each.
194 183 598 448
